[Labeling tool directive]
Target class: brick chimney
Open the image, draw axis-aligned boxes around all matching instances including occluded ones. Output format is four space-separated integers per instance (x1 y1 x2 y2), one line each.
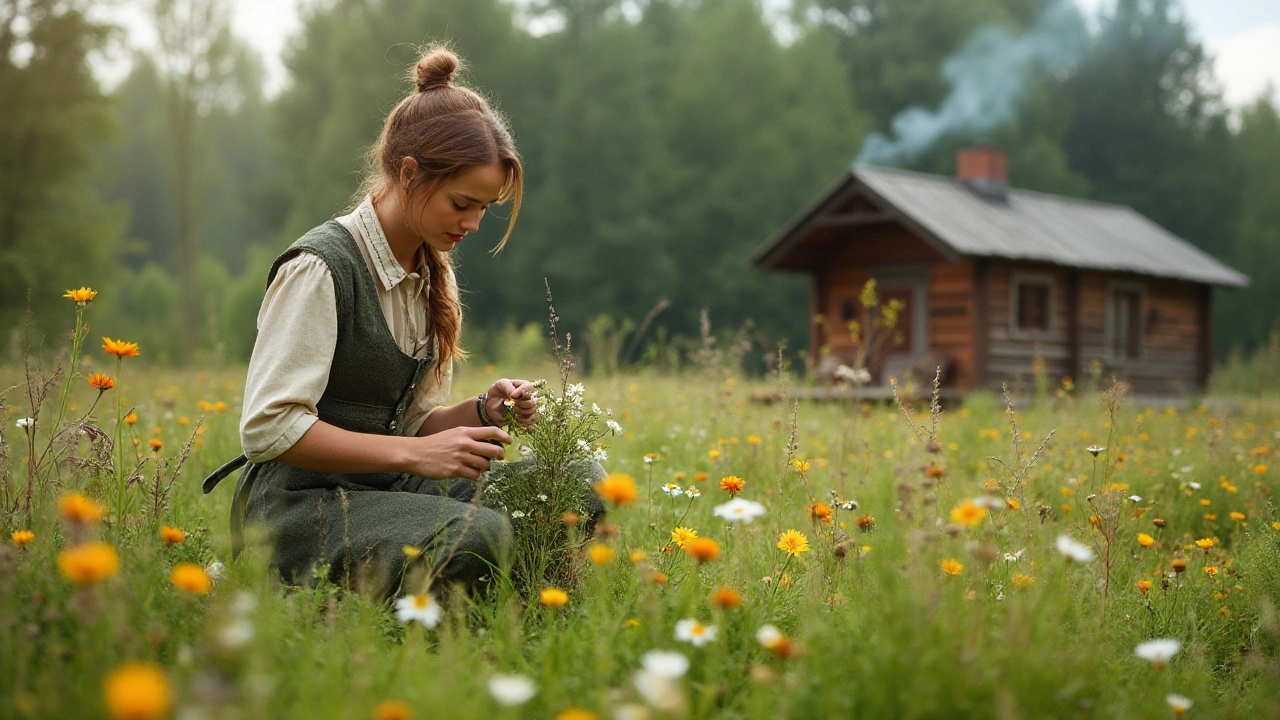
957 144 1008 201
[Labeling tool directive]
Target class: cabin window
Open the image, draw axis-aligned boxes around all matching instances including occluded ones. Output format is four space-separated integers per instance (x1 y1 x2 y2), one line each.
1011 276 1054 334
1108 287 1143 359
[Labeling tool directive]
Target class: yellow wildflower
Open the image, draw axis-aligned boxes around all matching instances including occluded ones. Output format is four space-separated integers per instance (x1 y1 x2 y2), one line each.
63 287 97 305
776 529 810 556
940 558 964 576
103 663 170 720
539 588 569 607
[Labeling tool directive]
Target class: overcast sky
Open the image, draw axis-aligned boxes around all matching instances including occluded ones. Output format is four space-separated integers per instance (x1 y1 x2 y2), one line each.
97 0 1279 107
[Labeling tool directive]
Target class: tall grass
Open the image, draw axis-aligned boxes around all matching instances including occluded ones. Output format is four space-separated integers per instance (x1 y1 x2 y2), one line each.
1 294 1278 719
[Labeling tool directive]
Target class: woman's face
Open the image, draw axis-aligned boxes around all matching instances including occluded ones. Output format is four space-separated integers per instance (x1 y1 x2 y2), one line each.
404 162 507 253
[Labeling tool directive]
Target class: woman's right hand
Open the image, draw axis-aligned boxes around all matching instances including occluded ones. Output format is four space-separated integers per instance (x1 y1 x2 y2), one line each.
405 425 512 480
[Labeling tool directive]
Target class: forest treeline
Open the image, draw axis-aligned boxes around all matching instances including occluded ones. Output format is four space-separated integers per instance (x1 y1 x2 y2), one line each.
3 0 1278 371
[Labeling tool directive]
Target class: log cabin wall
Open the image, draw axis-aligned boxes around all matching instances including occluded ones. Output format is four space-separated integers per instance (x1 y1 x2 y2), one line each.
928 259 977 389
811 224 944 362
983 261 1075 392
1075 273 1207 395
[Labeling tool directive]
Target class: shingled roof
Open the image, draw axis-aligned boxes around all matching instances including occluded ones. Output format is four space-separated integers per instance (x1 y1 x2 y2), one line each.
751 164 1249 287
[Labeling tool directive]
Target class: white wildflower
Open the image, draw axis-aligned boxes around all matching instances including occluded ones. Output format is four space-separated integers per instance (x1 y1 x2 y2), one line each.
713 497 767 524
218 618 255 650
15 417 34 430
592 446 609 462
974 495 1007 510
674 619 717 646
511 510 526 519
1166 693 1193 715
634 670 682 711
487 673 537 707
1003 550 1024 563
755 624 783 648
1135 638 1181 668
607 419 623 434
206 561 226 582
684 487 700 499
612 702 652 720
230 591 257 616
1086 445 1105 456
1128 495 1143 503
1187 481 1201 490
519 444 534 457
394 592 443 628
661 483 683 497
1055 534 1095 562
592 402 601 414
640 650 689 678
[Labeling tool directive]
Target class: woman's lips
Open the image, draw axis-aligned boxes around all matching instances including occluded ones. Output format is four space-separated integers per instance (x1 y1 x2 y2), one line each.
446 233 464 243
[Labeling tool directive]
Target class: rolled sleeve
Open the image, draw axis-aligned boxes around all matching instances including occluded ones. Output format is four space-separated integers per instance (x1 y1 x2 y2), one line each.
239 253 338 463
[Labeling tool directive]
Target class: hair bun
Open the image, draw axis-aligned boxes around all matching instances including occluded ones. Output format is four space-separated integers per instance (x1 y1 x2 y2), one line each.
414 47 459 93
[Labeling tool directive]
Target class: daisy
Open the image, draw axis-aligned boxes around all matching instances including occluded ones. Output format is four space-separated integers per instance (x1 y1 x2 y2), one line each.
488 674 536 707
713 498 767 524
1087 445 1105 456
1055 534 1095 562
395 593 443 628
1134 638 1181 668
674 618 717 646
661 483 683 496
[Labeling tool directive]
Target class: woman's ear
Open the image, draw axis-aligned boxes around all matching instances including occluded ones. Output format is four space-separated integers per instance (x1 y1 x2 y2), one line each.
399 157 419 192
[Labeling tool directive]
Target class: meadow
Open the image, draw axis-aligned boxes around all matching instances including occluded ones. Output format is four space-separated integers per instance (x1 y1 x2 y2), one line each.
1 292 1279 719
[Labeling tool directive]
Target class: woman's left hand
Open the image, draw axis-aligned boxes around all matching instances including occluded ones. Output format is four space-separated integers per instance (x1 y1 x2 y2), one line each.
484 378 538 429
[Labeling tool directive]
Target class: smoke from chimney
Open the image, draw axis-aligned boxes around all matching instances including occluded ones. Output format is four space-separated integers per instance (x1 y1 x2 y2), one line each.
856 1 1085 166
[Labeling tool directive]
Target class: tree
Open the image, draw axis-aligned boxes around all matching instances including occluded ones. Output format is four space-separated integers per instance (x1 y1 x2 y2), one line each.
0 0 123 351
150 0 238 358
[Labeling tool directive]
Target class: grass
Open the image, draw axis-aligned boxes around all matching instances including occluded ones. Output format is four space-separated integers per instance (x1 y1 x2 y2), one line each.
1 299 1279 719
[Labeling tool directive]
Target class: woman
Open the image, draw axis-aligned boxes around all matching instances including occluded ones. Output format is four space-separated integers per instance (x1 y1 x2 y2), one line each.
205 46 598 599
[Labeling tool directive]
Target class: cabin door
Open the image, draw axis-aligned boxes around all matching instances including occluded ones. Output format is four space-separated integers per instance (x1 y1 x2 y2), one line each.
871 266 929 380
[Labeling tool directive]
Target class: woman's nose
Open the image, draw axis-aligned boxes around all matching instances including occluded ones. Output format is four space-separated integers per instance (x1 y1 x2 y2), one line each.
461 211 482 232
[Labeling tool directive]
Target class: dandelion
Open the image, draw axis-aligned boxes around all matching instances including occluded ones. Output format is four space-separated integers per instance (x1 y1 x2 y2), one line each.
1055 534 1095 562
1166 694 1193 716
671 527 698 548
102 338 140 358
682 537 720 563
1134 638 1181 669
63 287 98 305
88 373 115 391
11 530 34 547
808 502 833 524
1012 573 1036 588
395 593 443 627
170 563 212 595
776 529 810 556
59 493 105 525
791 459 810 474
949 499 988 527
1137 533 1155 548
540 587 569 607
940 558 964 576
103 663 170 720
58 542 119 585
674 618 717 646
713 497 767 524
595 473 638 506
711 587 741 610
159 526 185 545
373 700 415 720
1194 537 1216 550
719 475 744 495
488 674 537 707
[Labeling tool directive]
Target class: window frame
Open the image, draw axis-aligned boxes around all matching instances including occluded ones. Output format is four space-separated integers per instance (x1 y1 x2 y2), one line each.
1008 272 1057 340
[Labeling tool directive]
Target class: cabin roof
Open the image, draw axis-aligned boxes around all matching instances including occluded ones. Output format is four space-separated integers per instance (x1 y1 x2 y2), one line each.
751 164 1249 287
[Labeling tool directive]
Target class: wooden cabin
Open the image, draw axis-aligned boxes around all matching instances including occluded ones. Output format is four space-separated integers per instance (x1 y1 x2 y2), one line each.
751 146 1249 396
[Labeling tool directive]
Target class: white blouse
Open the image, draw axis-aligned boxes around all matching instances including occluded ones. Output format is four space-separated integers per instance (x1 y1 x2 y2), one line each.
239 197 454 463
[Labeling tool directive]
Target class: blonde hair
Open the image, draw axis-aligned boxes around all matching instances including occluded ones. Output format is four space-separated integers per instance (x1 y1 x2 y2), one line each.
360 45 523 376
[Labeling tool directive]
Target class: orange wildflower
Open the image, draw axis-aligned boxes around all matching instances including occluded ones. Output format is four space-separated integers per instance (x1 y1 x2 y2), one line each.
170 563 212 595
595 473 638 506
539 587 569 607
372 700 415 720
87 373 115 391
102 338 140 358
719 475 745 495
940 558 963 576
148 438 163 452
683 537 720 563
11 530 35 547
59 493 105 525
63 287 97 304
1138 580 1152 594
808 502 833 524
159 526 185 545
711 586 741 610
103 663 170 720
58 542 119 585
1137 533 1155 548
587 543 615 565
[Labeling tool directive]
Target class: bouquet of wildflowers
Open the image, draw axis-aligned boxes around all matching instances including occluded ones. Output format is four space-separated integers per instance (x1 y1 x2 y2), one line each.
483 285 620 596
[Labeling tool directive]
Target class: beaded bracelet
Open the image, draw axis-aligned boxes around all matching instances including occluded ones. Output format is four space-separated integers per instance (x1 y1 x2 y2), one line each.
476 392 499 427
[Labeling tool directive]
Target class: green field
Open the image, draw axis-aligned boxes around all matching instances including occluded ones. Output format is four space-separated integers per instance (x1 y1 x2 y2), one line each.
2 299 1279 720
